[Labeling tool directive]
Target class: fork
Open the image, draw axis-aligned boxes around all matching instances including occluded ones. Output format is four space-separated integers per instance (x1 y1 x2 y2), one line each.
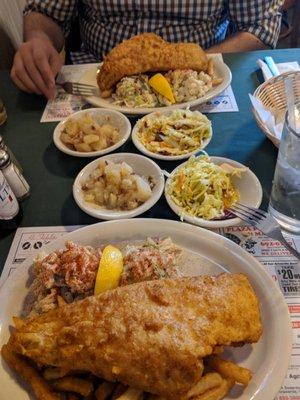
230 203 300 261
56 82 99 96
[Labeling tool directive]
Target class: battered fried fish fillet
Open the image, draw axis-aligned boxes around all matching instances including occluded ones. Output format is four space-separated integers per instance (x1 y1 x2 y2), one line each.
97 33 209 97
4 274 262 399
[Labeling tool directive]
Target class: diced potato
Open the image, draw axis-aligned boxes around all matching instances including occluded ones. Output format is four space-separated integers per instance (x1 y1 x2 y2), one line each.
90 141 103 151
111 129 120 142
120 162 133 177
100 124 114 136
60 133 74 144
74 143 92 152
84 194 95 202
95 192 105 204
94 180 105 190
60 113 119 153
127 200 138 210
65 119 78 137
105 167 121 186
81 113 94 125
83 134 100 144
98 160 107 175
134 176 152 201
108 193 117 209
121 179 133 190
101 136 109 149
81 161 152 212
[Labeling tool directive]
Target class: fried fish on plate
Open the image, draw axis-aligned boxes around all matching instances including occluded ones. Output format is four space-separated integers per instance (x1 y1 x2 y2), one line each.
97 33 209 97
2 274 262 399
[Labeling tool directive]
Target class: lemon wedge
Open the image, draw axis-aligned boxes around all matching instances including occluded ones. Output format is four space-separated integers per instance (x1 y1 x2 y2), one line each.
94 245 123 295
149 73 175 103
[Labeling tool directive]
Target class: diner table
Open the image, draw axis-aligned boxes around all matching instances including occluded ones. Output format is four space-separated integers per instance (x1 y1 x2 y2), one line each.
0 47 299 272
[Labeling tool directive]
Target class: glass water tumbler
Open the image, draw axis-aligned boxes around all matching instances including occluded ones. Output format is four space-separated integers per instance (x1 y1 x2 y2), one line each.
269 103 300 233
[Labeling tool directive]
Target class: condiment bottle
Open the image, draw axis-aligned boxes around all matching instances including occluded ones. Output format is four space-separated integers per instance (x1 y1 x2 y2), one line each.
0 149 30 200
0 134 23 172
0 170 21 231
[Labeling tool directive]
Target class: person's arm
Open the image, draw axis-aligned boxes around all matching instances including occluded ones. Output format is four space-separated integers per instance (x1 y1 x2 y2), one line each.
11 1 77 99
207 0 283 53
207 31 266 53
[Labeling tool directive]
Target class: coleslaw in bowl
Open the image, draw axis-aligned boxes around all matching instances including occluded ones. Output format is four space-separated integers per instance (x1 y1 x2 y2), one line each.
132 109 212 161
165 154 263 228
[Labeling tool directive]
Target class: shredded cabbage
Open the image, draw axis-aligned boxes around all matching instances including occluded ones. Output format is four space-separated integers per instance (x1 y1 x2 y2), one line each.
167 155 245 220
137 109 212 155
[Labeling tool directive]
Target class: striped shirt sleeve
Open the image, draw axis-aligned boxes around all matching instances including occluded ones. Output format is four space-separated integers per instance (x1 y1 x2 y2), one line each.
23 0 77 36
227 0 284 48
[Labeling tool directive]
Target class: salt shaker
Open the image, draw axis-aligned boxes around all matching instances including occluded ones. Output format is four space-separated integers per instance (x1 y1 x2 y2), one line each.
0 149 30 200
0 170 23 230
0 134 23 172
0 170 19 219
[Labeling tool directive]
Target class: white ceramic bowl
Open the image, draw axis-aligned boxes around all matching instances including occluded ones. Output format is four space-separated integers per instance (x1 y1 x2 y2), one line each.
53 108 131 157
73 153 164 220
165 156 263 228
132 109 212 161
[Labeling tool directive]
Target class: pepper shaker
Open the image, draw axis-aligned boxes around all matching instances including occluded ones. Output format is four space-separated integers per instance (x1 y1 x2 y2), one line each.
0 134 23 172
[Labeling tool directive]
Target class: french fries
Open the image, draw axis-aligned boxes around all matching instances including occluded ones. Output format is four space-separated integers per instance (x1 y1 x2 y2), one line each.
195 378 234 400
186 373 223 398
57 295 67 308
52 376 93 396
1 345 60 400
207 355 252 386
1 343 251 400
43 367 70 380
111 383 128 399
95 382 116 400
207 58 223 86
2 338 251 400
115 387 143 400
212 346 224 355
67 395 79 400
207 59 214 77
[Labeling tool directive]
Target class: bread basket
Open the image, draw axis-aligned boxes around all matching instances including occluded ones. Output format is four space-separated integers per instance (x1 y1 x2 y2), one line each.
252 70 300 147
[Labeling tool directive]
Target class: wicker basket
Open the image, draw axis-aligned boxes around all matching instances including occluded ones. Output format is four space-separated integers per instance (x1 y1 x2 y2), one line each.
252 70 300 147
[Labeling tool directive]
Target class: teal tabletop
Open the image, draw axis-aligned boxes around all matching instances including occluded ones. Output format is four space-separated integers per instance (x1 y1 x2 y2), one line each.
0 48 299 273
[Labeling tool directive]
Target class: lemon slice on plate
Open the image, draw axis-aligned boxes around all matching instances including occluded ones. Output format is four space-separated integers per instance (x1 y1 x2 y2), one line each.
149 73 175 103
94 245 123 294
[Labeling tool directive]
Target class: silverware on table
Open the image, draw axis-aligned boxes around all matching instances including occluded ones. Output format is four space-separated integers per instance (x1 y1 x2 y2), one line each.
56 82 99 96
230 202 300 261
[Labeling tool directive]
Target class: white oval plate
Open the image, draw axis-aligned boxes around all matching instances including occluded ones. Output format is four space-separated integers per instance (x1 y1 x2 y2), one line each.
165 156 263 228
0 219 292 400
132 109 212 161
73 153 164 220
53 108 131 157
79 55 232 115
